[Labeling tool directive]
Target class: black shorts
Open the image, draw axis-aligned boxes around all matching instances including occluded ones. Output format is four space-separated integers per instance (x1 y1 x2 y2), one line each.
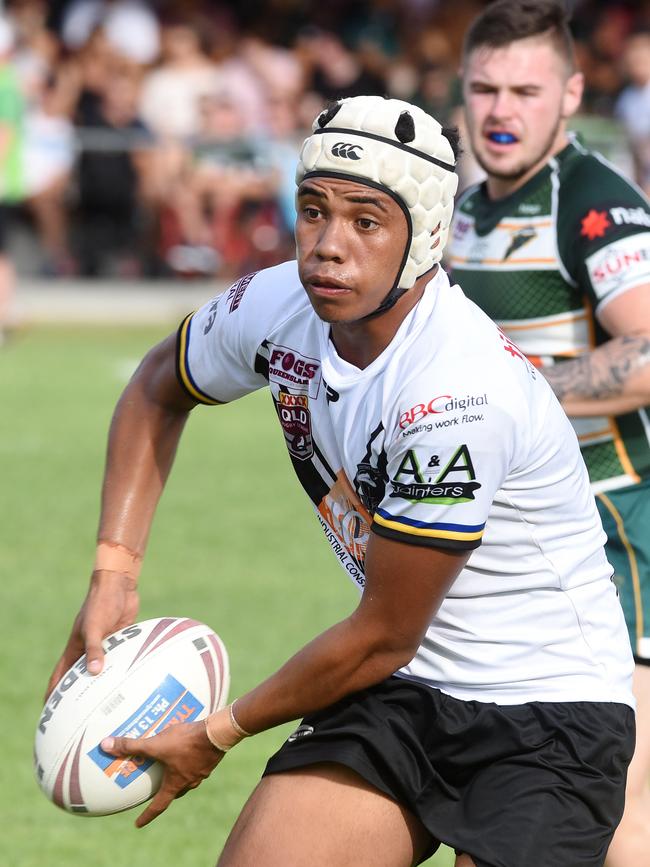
264 677 635 867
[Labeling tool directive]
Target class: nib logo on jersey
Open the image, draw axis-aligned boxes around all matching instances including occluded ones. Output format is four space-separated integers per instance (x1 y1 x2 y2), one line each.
580 206 650 242
389 445 482 505
267 343 322 398
609 207 650 228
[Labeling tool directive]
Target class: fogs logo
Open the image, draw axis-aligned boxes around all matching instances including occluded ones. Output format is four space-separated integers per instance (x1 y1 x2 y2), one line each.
268 344 321 397
331 142 363 160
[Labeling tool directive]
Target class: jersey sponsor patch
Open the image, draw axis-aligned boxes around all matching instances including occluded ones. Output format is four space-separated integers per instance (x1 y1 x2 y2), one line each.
580 209 612 241
399 393 488 431
276 392 314 460
609 206 650 229
316 471 371 587
586 232 650 300
389 445 482 505
226 272 257 313
267 343 322 397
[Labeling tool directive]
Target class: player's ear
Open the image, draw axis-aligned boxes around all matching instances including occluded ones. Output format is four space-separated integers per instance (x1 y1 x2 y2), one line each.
561 71 584 119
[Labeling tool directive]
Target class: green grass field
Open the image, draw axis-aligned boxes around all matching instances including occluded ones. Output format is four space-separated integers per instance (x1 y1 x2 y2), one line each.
1 324 455 866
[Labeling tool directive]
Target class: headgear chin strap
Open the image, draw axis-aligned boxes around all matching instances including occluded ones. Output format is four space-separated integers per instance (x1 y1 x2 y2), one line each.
296 96 458 318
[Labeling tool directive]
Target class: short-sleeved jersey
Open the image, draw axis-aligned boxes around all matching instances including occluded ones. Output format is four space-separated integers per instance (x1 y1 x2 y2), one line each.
449 139 650 494
177 260 634 707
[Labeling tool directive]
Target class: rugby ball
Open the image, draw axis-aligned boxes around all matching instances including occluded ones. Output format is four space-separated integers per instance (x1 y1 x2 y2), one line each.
34 617 229 816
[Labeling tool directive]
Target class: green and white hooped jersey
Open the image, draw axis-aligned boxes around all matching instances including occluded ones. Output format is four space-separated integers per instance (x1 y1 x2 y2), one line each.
449 139 650 494
176 260 633 707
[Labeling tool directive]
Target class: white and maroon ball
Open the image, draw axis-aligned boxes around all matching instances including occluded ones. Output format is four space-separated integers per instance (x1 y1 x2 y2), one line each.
35 617 229 816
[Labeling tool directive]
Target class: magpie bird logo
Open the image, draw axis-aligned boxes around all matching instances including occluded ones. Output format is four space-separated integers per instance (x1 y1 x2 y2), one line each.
503 226 537 260
331 142 364 160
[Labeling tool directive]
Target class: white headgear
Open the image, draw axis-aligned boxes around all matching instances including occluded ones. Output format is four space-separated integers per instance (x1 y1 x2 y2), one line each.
296 95 458 294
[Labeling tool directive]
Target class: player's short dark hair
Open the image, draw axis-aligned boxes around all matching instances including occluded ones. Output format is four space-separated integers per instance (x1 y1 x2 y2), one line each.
463 0 576 73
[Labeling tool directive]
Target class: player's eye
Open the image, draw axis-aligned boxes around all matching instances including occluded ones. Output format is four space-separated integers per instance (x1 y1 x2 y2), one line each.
357 217 378 230
302 205 321 219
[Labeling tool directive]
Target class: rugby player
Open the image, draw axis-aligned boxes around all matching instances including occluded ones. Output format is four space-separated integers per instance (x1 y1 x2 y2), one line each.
48 95 634 867
448 3 650 862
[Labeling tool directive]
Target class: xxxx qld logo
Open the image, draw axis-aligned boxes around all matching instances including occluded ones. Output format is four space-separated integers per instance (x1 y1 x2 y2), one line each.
331 142 363 160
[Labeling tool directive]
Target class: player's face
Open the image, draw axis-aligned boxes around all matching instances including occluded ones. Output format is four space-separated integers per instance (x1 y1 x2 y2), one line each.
462 37 583 197
296 177 409 323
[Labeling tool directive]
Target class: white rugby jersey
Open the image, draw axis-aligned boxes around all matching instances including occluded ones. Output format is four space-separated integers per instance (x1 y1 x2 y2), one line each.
177 260 634 707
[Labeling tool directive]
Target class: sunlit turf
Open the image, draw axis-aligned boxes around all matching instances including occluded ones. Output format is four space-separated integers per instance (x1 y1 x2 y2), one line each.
1 324 454 866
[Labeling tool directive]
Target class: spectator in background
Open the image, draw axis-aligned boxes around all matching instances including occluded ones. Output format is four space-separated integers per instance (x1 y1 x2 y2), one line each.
296 27 386 108
616 29 650 197
22 64 77 274
8 0 59 105
138 17 220 142
75 69 153 276
574 4 634 115
160 91 283 278
60 0 159 64
0 16 24 341
263 91 306 239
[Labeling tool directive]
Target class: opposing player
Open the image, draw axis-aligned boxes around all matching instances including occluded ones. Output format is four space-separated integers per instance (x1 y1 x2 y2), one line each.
448 3 650 863
48 96 634 867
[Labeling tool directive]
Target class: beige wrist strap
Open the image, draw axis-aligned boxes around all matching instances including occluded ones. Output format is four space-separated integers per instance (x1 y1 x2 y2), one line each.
229 700 252 737
205 701 252 752
93 541 143 581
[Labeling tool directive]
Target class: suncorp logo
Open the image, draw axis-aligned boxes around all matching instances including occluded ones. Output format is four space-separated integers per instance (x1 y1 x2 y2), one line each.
399 394 488 430
586 233 650 299
331 142 363 160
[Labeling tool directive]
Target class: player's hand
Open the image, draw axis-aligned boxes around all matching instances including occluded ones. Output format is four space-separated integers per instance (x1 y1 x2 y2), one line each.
45 570 139 700
100 719 224 828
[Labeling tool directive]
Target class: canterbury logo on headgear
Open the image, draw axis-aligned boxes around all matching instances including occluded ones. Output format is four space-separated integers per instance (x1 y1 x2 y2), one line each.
331 142 364 160
296 96 459 299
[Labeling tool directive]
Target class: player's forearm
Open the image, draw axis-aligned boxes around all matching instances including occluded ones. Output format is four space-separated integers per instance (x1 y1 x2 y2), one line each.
542 334 650 416
228 614 417 735
97 353 191 556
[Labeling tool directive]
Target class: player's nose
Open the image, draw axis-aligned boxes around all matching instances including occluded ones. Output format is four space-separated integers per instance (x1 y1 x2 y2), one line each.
488 88 516 120
314 217 347 262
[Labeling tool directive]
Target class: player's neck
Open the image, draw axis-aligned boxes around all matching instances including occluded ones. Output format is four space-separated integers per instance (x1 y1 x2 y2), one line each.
485 131 571 201
330 274 431 369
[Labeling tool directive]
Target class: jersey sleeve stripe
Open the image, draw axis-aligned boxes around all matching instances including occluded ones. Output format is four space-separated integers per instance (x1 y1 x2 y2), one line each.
176 314 222 406
373 508 485 541
371 521 482 550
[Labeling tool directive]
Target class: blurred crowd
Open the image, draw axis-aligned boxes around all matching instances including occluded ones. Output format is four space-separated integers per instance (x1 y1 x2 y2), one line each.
1 0 650 282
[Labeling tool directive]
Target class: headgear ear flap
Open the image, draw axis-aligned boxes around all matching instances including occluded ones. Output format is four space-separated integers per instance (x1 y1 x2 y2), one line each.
296 96 458 315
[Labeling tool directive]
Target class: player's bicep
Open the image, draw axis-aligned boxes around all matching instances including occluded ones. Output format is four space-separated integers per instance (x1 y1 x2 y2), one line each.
582 230 650 318
353 533 471 656
597 281 650 337
136 332 202 412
